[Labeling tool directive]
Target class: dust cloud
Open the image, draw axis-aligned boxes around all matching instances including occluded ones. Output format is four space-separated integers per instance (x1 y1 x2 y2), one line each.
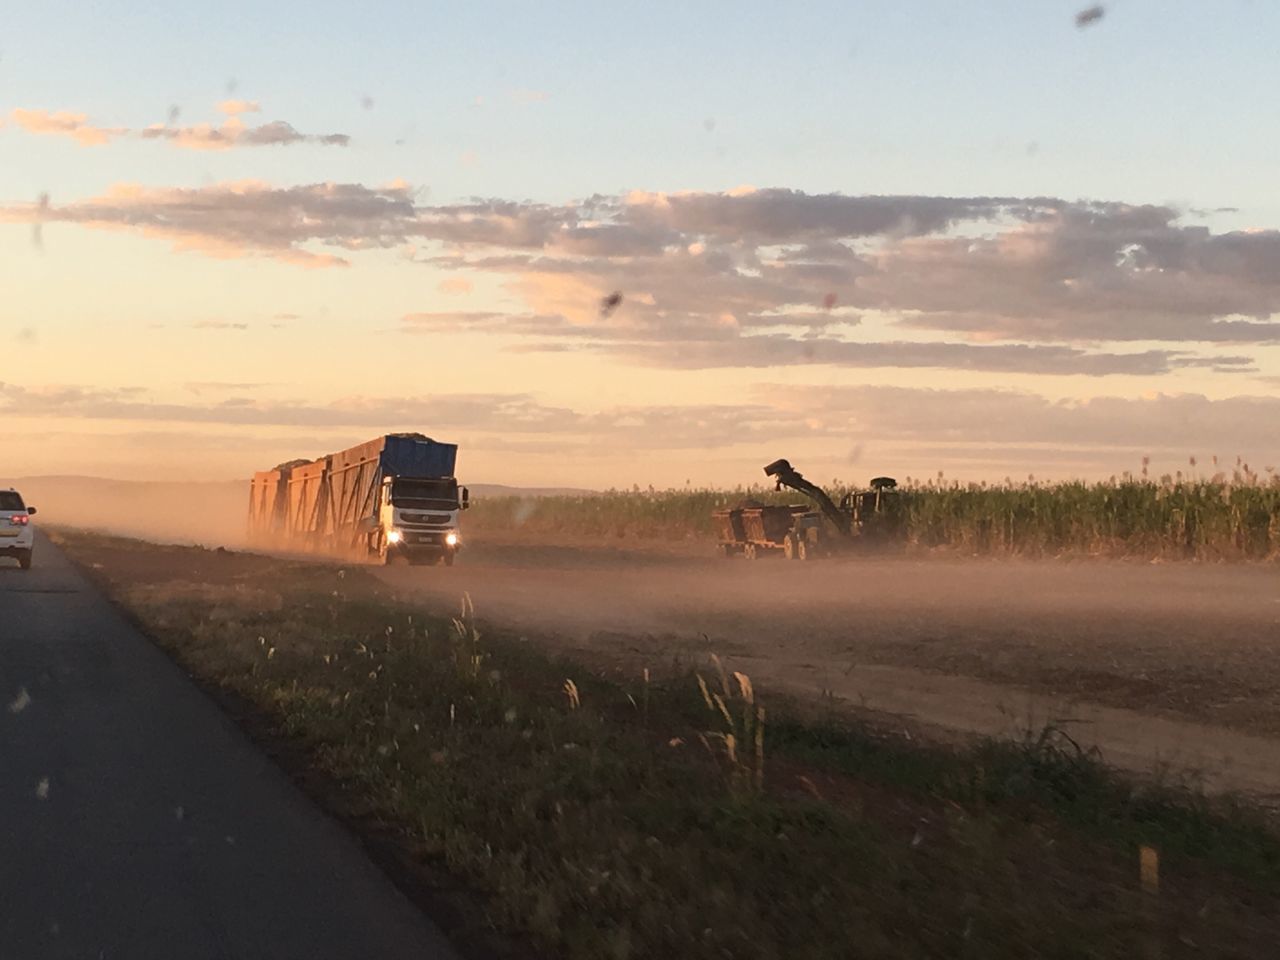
377 538 1280 740
11 472 1280 791
5 477 249 548
368 537 1280 792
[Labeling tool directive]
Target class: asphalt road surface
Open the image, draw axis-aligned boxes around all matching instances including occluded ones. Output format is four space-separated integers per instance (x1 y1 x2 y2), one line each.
0 535 457 960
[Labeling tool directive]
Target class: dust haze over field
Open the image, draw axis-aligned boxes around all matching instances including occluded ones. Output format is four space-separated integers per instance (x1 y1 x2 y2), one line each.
16 472 1280 795
6 476 251 547
376 537 1280 795
2 476 587 549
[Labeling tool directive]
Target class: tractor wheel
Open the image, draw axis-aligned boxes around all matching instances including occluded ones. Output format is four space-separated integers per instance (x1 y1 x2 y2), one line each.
796 539 810 561
783 535 797 560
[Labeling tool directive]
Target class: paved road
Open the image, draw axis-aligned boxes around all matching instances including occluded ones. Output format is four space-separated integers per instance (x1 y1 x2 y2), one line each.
0 536 457 960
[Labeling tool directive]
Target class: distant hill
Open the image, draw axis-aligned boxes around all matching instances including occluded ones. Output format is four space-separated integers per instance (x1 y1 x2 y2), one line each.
1 476 593 548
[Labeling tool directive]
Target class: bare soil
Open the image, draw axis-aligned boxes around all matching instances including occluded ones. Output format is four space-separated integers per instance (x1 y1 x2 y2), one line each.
374 535 1280 798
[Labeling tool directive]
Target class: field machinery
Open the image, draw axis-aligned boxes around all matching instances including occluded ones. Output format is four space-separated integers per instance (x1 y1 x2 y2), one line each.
713 459 903 560
249 433 469 565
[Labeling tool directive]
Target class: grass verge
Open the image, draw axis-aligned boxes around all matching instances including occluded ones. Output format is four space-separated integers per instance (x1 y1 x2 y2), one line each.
55 530 1280 959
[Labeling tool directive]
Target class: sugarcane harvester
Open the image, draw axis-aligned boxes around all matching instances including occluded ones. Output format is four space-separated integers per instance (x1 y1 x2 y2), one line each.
713 458 901 560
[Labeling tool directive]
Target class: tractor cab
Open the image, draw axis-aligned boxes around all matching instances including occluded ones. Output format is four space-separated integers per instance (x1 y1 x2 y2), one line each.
842 476 903 542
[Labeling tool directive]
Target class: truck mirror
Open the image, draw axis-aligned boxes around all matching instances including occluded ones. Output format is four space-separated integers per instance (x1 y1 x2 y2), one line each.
27 507 37 516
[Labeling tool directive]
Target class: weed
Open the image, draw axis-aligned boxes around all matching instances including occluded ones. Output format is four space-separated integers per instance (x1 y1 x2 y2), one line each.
695 656 766 795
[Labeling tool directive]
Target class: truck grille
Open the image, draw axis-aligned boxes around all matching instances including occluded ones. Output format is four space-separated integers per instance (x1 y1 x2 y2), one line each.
400 512 450 526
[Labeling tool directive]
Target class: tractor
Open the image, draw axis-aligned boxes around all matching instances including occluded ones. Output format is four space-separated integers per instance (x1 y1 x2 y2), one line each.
712 459 904 559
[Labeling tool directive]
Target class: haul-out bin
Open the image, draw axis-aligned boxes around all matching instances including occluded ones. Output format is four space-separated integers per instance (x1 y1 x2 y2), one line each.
741 505 807 544
712 508 748 544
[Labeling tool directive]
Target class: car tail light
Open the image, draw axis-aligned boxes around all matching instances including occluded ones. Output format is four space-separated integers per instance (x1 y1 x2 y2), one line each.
9 515 29 526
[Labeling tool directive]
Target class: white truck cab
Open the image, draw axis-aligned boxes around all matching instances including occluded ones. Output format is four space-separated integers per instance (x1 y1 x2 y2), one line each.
0 488 37 570
378 476 469 565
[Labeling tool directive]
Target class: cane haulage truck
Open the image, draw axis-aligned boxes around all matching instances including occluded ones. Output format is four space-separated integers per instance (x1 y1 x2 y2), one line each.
248 433 469 565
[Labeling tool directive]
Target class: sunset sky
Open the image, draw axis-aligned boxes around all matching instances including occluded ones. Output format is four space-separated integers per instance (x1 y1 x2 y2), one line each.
4 1 1279 489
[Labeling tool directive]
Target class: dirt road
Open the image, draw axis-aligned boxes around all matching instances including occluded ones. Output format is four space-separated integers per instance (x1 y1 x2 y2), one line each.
377 539 1280 798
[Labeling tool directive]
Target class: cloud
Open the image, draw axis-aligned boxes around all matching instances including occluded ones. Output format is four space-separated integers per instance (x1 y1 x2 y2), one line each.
760 384 1280 456
8 104 347 151
217 100 261 116
5 380 1279 475
411 191 1280 350
618 188 1031 242
0 181 415 265
193 320 248 330
8 182 1280 375
16 328 38 344
400 310 1251 377
438 276 473 295
602 339 1254 377
141 117 350 150
403 312 572 337
0 183 1033 272
0 381 797 450
859 210 1280 344
9 108 126 146
184 381 269 394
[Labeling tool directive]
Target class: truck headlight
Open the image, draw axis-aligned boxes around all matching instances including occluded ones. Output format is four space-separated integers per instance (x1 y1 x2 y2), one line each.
386 530 403 544
445 532 459 546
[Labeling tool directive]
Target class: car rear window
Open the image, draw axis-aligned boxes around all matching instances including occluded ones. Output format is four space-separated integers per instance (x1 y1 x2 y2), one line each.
0 492 26 511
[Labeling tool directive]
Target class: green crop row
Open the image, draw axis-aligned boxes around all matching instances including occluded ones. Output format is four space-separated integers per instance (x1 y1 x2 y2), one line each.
469 473 1280 560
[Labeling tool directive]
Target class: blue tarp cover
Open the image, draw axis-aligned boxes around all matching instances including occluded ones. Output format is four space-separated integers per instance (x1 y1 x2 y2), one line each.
378 434 457 478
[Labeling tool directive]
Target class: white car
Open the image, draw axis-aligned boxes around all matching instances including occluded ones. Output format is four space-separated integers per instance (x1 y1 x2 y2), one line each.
0 488 36 570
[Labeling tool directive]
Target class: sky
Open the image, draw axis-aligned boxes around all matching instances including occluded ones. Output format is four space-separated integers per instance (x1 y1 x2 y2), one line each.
3 0 1279 489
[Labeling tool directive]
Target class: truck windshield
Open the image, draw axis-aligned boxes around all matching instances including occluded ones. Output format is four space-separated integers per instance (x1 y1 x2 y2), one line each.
391 479 458 510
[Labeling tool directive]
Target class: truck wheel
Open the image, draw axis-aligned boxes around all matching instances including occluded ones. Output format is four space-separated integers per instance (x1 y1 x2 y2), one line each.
441 552 455 567
744 543 757 561
18 550 32 571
